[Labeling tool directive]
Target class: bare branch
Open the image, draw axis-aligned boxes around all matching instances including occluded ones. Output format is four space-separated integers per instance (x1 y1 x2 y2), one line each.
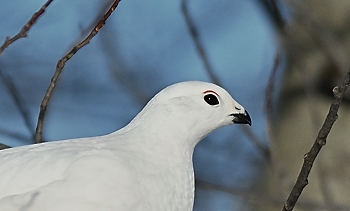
34 0 122 143
0 0 54 56
282 68 350 211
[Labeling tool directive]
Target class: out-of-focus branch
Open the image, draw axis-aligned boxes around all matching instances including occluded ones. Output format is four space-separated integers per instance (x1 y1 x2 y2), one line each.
0 0 54 56
282 68 350 211
241 125 270 160
0 127 31 148
181 0 270 162
34 0 122 143
0 143 10 150
0 70 35 140
258 0 285 30
289 1 349 73
264 52 282 162
181 0 220 85
98 28 153 106
265 52 281 121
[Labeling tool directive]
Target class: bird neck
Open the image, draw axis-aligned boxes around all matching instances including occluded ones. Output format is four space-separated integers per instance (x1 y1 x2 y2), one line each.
113 108 208 166
128 105 207 148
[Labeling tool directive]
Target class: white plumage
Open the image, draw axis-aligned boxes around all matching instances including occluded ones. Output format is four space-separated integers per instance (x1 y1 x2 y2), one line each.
0 81 251 211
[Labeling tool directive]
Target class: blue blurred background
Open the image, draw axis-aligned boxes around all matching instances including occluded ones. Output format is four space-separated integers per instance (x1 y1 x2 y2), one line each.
0 0 280 210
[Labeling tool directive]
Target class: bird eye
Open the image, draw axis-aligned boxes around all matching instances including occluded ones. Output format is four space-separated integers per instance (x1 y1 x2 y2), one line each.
204 94 219 106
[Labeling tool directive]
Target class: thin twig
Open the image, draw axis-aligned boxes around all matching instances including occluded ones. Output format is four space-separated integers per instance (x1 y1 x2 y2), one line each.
34 0 122 143
301 64 337 208
282 68 350 211
0 0 54 56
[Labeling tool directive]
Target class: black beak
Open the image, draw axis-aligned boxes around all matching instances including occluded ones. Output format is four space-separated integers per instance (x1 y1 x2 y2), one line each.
232 111 252 126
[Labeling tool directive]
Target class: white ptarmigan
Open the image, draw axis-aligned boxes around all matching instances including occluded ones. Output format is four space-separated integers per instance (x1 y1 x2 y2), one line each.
0 81 251 211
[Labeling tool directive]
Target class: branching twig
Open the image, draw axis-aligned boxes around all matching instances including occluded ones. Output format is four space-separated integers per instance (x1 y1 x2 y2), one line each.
34 0 122 143
0 0 54 56
282 68 350 211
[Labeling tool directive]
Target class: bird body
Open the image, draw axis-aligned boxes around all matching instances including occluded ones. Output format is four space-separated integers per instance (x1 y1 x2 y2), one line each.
0 81 251 211
0 135 194 211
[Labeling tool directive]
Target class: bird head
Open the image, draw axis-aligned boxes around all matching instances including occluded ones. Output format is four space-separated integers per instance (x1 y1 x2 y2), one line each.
129 81 251 148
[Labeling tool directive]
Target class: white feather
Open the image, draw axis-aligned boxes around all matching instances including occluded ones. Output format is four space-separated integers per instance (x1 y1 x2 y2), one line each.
0 81 251 211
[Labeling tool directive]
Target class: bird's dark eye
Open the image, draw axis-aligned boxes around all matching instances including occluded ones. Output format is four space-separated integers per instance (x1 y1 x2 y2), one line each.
204 94 219 106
